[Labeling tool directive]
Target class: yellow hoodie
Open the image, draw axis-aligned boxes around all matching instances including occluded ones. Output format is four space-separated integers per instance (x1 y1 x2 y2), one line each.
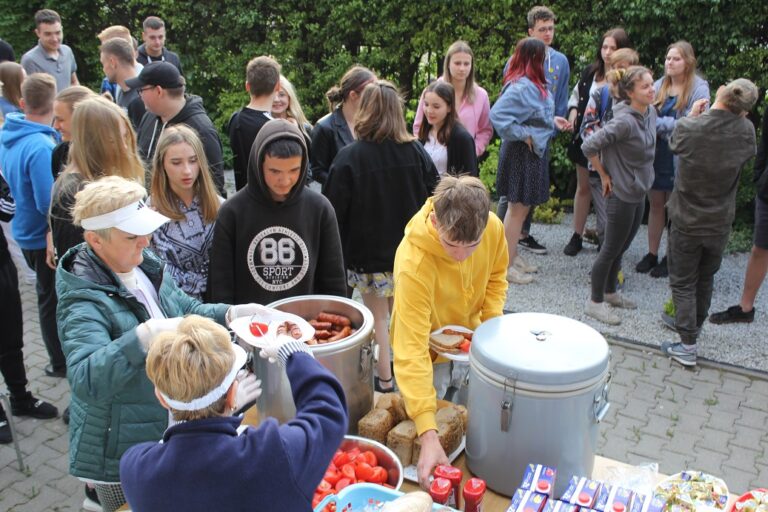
391 198 508 435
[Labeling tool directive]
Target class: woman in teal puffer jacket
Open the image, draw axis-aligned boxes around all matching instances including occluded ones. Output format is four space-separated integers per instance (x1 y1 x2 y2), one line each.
55 176 260 511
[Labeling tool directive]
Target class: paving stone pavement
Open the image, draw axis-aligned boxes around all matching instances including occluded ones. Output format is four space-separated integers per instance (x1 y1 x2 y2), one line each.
2 269 767 510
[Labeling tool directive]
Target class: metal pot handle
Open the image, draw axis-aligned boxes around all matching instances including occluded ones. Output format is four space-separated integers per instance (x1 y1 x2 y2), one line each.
359 339 373 382
593 371 612 423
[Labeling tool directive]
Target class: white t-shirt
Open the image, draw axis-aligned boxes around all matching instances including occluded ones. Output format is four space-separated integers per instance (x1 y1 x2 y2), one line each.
116 267 165 319
424 133 448 176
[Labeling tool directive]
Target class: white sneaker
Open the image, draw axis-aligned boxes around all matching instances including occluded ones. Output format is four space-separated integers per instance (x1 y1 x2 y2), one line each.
604 292 637 309
585 300 621 325
513 254 538 273
507 266 534 284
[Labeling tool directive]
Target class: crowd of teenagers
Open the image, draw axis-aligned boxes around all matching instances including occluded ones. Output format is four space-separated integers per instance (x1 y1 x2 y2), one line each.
0 5 765 511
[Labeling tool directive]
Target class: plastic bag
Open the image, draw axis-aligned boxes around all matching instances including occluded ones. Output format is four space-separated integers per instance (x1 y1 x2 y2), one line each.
600 461 659 497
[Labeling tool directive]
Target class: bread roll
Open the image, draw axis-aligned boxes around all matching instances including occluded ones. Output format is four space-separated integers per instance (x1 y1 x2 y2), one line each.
358 408 394 444
376 393 407 425
386 420 417 466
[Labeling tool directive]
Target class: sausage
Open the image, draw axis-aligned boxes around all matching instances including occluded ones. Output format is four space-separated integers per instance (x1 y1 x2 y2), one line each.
317 312 352 327
327 325 352 342
309 320 333 330
277 321 302 340
315 329 333 340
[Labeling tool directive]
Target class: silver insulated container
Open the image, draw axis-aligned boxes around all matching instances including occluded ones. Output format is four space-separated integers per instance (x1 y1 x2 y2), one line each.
250 295 374 434
465 313 610 497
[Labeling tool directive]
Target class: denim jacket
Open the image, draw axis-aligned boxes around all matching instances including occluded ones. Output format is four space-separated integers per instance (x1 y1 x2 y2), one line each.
490 77 554 158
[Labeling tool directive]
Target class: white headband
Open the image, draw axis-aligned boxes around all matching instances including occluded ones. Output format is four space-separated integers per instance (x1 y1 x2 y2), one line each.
81 199 170 236
159 343 248 412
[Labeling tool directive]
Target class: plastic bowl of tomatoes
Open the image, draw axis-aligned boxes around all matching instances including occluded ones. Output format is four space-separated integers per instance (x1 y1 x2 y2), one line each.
313 435 404 509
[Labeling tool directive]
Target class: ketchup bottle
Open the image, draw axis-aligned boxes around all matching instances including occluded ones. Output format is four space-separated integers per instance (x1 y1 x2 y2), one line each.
429 477 452 505
463 478 486 512
434 464 463 508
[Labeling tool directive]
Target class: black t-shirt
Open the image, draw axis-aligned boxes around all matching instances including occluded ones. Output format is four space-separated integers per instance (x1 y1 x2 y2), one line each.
51 142 70 180
227 108 271 191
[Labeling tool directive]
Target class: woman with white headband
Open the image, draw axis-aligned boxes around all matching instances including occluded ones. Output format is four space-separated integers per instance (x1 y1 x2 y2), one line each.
120 315 347 511
55 176 263 512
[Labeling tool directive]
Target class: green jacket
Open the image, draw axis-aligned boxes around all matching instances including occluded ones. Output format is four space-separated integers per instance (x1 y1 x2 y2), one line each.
56 243 230 482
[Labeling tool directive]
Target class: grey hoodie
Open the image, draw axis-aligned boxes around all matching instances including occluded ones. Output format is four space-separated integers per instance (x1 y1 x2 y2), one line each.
581 101 657 203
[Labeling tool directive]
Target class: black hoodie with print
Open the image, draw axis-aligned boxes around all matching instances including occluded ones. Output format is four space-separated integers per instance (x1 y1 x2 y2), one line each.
208 119 346 304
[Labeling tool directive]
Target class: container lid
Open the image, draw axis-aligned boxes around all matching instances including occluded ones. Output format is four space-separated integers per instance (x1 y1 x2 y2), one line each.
472 313 609 387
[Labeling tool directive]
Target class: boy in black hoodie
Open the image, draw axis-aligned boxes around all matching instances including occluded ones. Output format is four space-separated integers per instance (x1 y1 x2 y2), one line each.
209 119 346 304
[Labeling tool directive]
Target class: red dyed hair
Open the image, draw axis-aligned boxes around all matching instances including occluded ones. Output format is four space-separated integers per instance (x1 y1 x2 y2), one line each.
503 37 548 98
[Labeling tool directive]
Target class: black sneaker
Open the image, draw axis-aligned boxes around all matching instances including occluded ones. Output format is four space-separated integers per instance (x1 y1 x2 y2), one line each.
44 364 67 378
11 394 58 419
62 406 70 425
563 233 583 256
650 256 668 278
635 252 658 273
0 408 11 444
710 305 755 324
518 235 548 254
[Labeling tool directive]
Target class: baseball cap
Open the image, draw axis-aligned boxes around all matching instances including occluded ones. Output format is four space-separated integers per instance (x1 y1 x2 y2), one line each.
125 61 184 90
80 199 170 236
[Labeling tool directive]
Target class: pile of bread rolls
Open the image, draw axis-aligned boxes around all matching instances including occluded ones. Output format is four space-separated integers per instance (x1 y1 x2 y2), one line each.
358 394 467 466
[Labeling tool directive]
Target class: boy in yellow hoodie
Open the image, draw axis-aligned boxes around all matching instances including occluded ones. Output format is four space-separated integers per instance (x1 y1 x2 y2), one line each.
391 175 508 488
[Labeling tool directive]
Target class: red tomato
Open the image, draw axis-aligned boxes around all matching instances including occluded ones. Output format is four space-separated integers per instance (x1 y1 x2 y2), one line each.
341 463 356 481
360 450 378 467
317 480 332 493
332 451 349 467
249 321 268 337
354 462 374 481
459 340 471 353
324 469 341 485
369 466 387 484
335 478 352 492
346 447 361 461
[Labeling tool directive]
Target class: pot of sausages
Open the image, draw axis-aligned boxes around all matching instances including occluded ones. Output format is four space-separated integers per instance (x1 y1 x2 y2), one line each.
251 295 374 434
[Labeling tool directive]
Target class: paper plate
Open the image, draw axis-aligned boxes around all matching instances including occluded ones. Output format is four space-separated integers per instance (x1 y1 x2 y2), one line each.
230 309 315 348
654 470 729 511
429 325 472 362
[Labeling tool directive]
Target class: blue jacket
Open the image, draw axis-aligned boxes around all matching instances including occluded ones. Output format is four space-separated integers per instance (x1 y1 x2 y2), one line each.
546 47 570 119
490 77 554 158
56 244 230 481
120 352 348 512
0 112 58 249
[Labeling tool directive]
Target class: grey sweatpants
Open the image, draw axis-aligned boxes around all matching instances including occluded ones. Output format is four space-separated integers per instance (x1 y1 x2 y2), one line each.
589 173 608 244
591 196 644 302
668 225 729 345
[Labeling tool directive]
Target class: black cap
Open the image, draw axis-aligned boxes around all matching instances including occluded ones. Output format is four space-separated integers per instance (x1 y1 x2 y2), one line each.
125 61 184 90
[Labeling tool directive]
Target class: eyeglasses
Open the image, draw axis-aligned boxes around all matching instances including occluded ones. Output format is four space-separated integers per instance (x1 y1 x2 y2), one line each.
137 86 155 96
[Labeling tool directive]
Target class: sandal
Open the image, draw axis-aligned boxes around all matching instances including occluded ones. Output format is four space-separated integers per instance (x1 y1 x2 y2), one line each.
374 376 395 393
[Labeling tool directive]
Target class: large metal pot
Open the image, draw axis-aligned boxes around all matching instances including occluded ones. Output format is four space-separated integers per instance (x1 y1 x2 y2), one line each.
250 295 374 434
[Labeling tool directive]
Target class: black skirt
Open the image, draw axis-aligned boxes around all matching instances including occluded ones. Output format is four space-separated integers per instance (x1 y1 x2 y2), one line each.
495 140 550 206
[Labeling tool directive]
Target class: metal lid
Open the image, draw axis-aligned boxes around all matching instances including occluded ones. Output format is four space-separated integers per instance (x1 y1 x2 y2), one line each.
472 313 609 388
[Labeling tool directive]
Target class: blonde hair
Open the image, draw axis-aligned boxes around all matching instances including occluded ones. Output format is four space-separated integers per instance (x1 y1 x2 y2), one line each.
607 66 651 102
146 315 235 422
72 176 147 239
718 78 758 115
150 125 220 223
608 48 639 69
67 96 145 183
354 80 414 144
97 25 132 44
277 75 310 128
21 73 56 115
443 41 476 103
432 176 490 243
655 41 698 112
55 85 96 111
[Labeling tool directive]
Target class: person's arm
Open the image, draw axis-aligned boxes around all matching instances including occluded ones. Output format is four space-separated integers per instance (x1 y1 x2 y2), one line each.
0 172 15 223
472 87 494 156
415 143 440 194
567 81 580 126
657 80 711 139
579 90 601 141
314 200 347 297
668 117 692 156
489 82 534 144
454 126 478 177
554 56 571 118
480 216 509 321
754 110 768 180
29 147 54 217
207 205 237 304
70 72 79 86
200 127 226 196
309 122 335 186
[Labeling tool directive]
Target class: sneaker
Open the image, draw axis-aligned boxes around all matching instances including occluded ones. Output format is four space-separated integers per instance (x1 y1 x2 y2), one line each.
635 252 658 273
513 254 538 273
62 406 70 425
661 311 678 332
507 266 534 284
709 305 755 324
44 364 67 378
518 235 548 254
83 484 102 512
583 228 600 246
0 409 11 444
604 292 637 309
563 233 583 256
585 300 621 325
661 340 697 366
11 394 58 419
650 256 668 278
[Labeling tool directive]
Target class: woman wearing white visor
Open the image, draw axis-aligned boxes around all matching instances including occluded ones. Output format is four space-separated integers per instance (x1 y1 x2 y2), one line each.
55 176 263 512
